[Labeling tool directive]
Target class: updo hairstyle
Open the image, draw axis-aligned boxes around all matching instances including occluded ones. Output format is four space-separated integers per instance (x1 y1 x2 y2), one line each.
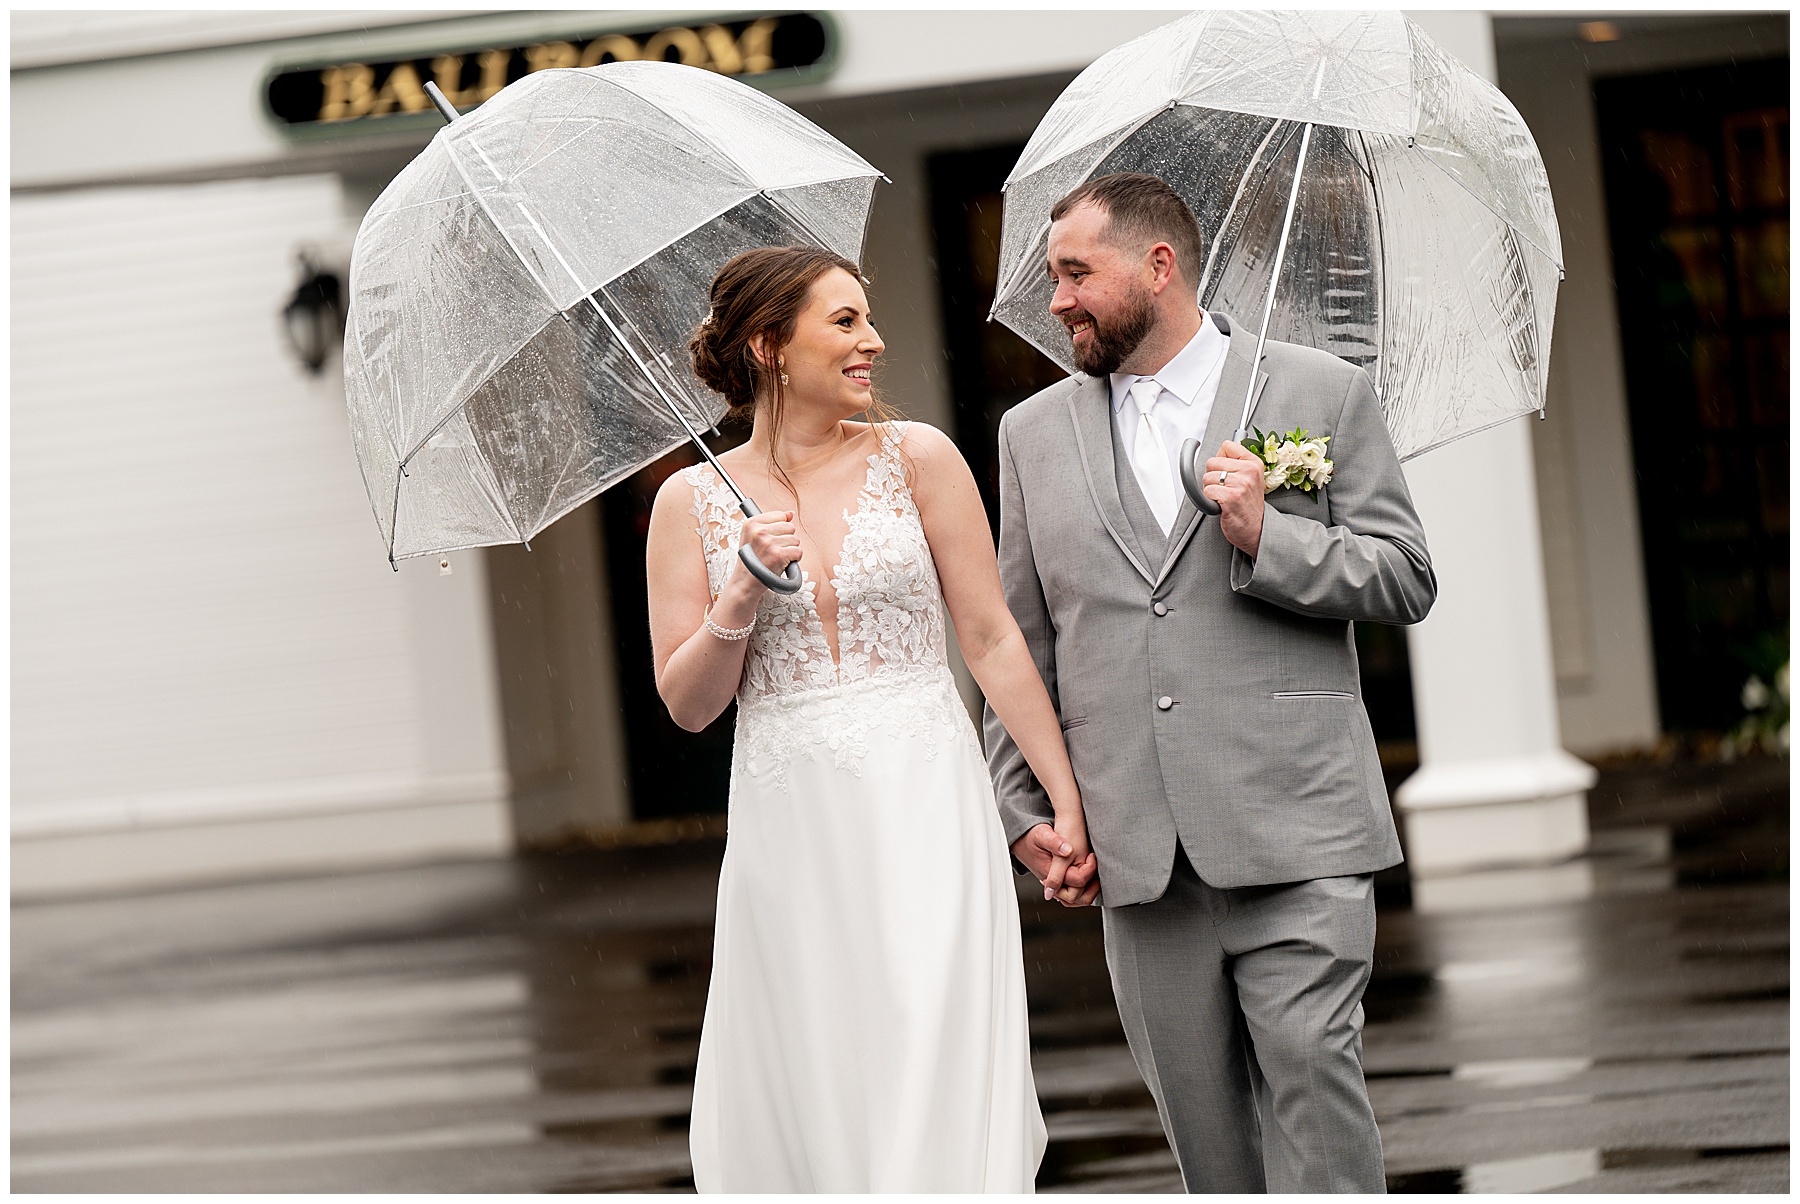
691 245 860 421
690 245 901 503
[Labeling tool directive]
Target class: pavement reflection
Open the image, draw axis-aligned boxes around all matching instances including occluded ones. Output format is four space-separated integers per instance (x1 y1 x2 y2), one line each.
11 757 1787 1192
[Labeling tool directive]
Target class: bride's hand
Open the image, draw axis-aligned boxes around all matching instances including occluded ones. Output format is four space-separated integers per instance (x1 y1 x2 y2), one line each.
729 510 802 598
1044 809 1097 907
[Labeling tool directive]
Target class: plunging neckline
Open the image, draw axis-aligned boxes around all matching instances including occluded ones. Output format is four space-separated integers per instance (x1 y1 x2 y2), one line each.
800 445 888 678
718 432 891 681
686 420 949 706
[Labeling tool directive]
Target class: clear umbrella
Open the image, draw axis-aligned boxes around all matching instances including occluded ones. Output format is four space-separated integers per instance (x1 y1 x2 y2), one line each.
991 10 1563 502
344 61 883 587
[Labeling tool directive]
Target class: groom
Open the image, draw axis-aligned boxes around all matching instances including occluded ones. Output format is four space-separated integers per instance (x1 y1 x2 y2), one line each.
987 173 1435 1193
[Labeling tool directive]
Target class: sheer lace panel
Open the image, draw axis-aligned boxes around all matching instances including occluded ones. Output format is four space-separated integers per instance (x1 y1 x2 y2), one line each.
684 422 951 703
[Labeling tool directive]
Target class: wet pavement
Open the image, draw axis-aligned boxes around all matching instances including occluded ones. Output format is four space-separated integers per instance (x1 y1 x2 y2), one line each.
12 755 1787 1193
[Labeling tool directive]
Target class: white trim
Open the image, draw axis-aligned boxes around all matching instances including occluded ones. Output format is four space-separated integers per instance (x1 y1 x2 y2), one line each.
10 11 477 70
1395 749 1596 813
12 796 512 900
11 769 510 840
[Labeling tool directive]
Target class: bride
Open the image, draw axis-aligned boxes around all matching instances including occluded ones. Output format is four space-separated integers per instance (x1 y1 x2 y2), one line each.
645 245 1094 1192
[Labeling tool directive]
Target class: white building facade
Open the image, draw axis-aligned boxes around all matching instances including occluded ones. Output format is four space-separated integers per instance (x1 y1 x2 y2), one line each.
12 10 1784 898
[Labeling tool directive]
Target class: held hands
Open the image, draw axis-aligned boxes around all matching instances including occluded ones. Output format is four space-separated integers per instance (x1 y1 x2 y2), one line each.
1011 820 1100 908
1201 440 1266 560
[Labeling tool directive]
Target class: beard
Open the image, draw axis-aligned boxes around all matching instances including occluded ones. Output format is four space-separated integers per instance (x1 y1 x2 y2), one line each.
1067 285 1156 376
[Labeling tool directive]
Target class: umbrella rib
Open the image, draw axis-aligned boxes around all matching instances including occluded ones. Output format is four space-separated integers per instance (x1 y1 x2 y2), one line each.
990 103 1180 316
1358 127 1392 402
1195 118 1288 301
759 186 844 257
388 465 402 568
445 118 770 316
599 282 714 428
1408 145 1563 269
504 81 591 180
416 132 721 539
512 191 756 509
387 197 738 469
608 77 878 196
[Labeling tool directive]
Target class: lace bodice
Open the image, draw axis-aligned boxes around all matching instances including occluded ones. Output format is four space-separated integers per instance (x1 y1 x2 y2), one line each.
685 423 971 789
686 422 951 702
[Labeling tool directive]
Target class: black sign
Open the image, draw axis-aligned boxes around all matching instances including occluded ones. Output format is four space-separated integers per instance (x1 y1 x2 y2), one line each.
266 13 832 133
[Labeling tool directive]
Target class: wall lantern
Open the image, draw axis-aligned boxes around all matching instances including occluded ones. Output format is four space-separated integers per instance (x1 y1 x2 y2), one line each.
282 252 346 375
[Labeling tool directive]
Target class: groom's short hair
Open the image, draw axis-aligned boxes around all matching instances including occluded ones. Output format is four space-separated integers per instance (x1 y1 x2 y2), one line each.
1051 173 1206 288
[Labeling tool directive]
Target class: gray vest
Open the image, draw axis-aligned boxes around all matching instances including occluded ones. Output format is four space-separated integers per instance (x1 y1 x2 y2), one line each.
1110 402 1174 566
1107 311 1234 566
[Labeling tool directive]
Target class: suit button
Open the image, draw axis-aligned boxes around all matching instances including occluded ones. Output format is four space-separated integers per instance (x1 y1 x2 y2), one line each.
1152 602 1168 616
1157 696 1173 710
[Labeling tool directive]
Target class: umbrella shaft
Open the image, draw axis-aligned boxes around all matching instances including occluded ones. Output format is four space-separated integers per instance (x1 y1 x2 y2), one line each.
1235 120 1314 442
578 289 753 512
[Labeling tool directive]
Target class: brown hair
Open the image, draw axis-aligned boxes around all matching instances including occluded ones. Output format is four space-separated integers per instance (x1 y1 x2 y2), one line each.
1050 172 1207 288
690 245 902 504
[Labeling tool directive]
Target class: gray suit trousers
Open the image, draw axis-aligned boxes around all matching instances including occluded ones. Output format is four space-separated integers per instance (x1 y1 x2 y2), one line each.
1101 847 1386 1193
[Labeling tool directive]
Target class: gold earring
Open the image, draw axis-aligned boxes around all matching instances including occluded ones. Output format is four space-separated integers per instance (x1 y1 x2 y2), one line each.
778 361 788 387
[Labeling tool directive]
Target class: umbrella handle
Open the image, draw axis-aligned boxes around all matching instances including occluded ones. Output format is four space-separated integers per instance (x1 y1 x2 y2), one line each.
1179 438 1222 516
736 497 805 595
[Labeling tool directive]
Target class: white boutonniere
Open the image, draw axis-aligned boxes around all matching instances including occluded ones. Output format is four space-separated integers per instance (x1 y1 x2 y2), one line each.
1244 426 1333 495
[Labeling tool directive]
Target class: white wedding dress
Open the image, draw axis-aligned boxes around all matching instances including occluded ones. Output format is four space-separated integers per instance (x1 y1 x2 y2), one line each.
684 423 1046 1193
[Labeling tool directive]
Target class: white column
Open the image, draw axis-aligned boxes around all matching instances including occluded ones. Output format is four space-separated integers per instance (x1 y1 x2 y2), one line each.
1395 12 1597 912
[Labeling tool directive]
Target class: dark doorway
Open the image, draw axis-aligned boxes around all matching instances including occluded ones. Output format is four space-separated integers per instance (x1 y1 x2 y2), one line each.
925 140 1417 748
1595 58 1789 732
927 143 1069 534
600 437 746 820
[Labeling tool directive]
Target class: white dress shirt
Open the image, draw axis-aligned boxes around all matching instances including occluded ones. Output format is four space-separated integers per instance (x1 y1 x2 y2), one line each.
1109 313 1230 533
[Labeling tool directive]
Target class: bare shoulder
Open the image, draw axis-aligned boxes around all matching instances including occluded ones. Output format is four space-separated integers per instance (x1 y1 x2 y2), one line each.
895 418 959 459
892 420 971 489
650 462 709 526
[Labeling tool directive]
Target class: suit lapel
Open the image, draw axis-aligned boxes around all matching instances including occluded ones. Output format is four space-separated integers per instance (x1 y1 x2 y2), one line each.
1157 311 1268 586
1065 375 1155 586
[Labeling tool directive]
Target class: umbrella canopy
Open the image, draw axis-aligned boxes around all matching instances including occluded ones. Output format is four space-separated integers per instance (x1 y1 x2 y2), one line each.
345 61 882 563
990 10 1564 461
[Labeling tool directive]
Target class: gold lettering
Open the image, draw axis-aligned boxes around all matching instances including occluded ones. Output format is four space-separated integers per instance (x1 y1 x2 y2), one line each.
697 25 742 74
430 54 470 106
318 63 376 122
643 26 707 67
736 17 778 74
303 18 790 126
524 41 580 73
473 49 510 102
579 34 641 67
369 61 430 115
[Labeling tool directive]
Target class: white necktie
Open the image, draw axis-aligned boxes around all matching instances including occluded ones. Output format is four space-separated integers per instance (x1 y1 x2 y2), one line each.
1129 378 1178 534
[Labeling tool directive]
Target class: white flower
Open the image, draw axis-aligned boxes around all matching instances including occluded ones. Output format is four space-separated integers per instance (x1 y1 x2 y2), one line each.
1256 430 1334 493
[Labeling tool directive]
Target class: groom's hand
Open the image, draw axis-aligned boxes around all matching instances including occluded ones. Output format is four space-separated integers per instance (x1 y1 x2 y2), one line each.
1011 824 1101 907
1203 440 1266 559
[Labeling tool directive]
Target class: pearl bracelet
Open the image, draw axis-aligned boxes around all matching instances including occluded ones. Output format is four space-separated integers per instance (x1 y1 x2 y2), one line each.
704 608 756 642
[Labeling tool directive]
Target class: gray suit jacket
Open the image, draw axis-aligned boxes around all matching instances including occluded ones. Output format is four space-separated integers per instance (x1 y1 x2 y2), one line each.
984 313 1435 904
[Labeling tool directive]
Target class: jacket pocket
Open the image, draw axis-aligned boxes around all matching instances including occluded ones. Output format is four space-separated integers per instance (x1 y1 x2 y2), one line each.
1271 690 1355 700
